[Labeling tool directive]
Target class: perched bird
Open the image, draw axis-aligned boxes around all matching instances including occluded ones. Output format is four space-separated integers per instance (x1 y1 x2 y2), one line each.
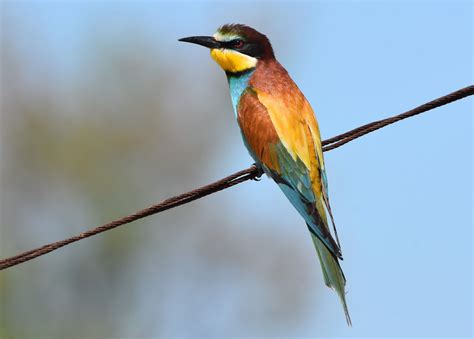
180 24 351 325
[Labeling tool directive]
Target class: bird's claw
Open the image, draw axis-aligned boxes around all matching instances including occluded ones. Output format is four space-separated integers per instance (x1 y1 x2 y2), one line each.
252 163 265 181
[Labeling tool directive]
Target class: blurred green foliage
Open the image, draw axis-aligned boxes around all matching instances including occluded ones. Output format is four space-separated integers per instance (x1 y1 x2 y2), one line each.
0 6 318 338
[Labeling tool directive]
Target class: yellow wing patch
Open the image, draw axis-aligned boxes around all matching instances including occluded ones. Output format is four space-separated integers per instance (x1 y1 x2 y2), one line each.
210 49 257 73
255 89 325 197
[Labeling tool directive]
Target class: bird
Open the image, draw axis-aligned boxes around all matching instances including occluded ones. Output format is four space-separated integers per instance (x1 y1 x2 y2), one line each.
179 24 351 325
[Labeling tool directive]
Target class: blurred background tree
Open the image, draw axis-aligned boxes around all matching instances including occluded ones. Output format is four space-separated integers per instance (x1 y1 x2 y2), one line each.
1 1 471 338
0 3 318 338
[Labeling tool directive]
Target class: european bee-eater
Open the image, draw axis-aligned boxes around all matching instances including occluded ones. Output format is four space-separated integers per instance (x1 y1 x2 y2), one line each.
180 24 351 325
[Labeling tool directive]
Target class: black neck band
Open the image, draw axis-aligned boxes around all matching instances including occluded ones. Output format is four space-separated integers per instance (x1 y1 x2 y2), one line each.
225 67 256 78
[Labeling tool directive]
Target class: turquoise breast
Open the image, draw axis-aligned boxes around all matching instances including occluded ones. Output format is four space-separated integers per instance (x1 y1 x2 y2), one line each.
227 69 255 117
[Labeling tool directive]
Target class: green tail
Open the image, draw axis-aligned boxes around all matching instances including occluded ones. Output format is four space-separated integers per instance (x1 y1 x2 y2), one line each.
310 232 352 326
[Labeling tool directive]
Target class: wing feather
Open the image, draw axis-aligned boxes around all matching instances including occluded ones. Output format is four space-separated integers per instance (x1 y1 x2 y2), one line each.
238 88 342 257
236 61 349 321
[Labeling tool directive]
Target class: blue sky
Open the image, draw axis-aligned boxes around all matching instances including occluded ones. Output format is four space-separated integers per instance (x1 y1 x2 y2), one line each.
2 1 472 337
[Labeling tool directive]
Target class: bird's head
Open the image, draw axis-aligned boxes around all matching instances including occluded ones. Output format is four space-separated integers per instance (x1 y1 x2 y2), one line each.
179 24 274 74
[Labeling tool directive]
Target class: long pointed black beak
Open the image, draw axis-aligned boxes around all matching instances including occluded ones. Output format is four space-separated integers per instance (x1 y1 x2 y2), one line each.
178 36 221 49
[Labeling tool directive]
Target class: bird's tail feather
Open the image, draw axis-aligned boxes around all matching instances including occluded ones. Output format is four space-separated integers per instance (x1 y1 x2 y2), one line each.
310 231 352 326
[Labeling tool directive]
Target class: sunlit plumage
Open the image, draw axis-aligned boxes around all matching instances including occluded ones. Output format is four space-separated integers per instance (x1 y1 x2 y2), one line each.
180 24 351 325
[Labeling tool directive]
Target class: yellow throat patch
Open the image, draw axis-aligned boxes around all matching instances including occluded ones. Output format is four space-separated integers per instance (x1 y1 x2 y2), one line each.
210 49 257 73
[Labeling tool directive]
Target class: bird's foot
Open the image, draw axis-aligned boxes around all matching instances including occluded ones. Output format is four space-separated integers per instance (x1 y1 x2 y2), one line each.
252 163 265 181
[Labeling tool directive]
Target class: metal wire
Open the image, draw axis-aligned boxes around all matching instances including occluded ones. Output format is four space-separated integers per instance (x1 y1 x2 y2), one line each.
1 85 472 271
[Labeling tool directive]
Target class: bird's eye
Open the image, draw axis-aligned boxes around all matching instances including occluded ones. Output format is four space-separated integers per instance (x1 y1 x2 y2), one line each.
232 39 244 48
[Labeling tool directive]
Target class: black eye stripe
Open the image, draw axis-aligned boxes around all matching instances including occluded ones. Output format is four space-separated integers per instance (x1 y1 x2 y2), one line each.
222 39 244 48
220 39 264 58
